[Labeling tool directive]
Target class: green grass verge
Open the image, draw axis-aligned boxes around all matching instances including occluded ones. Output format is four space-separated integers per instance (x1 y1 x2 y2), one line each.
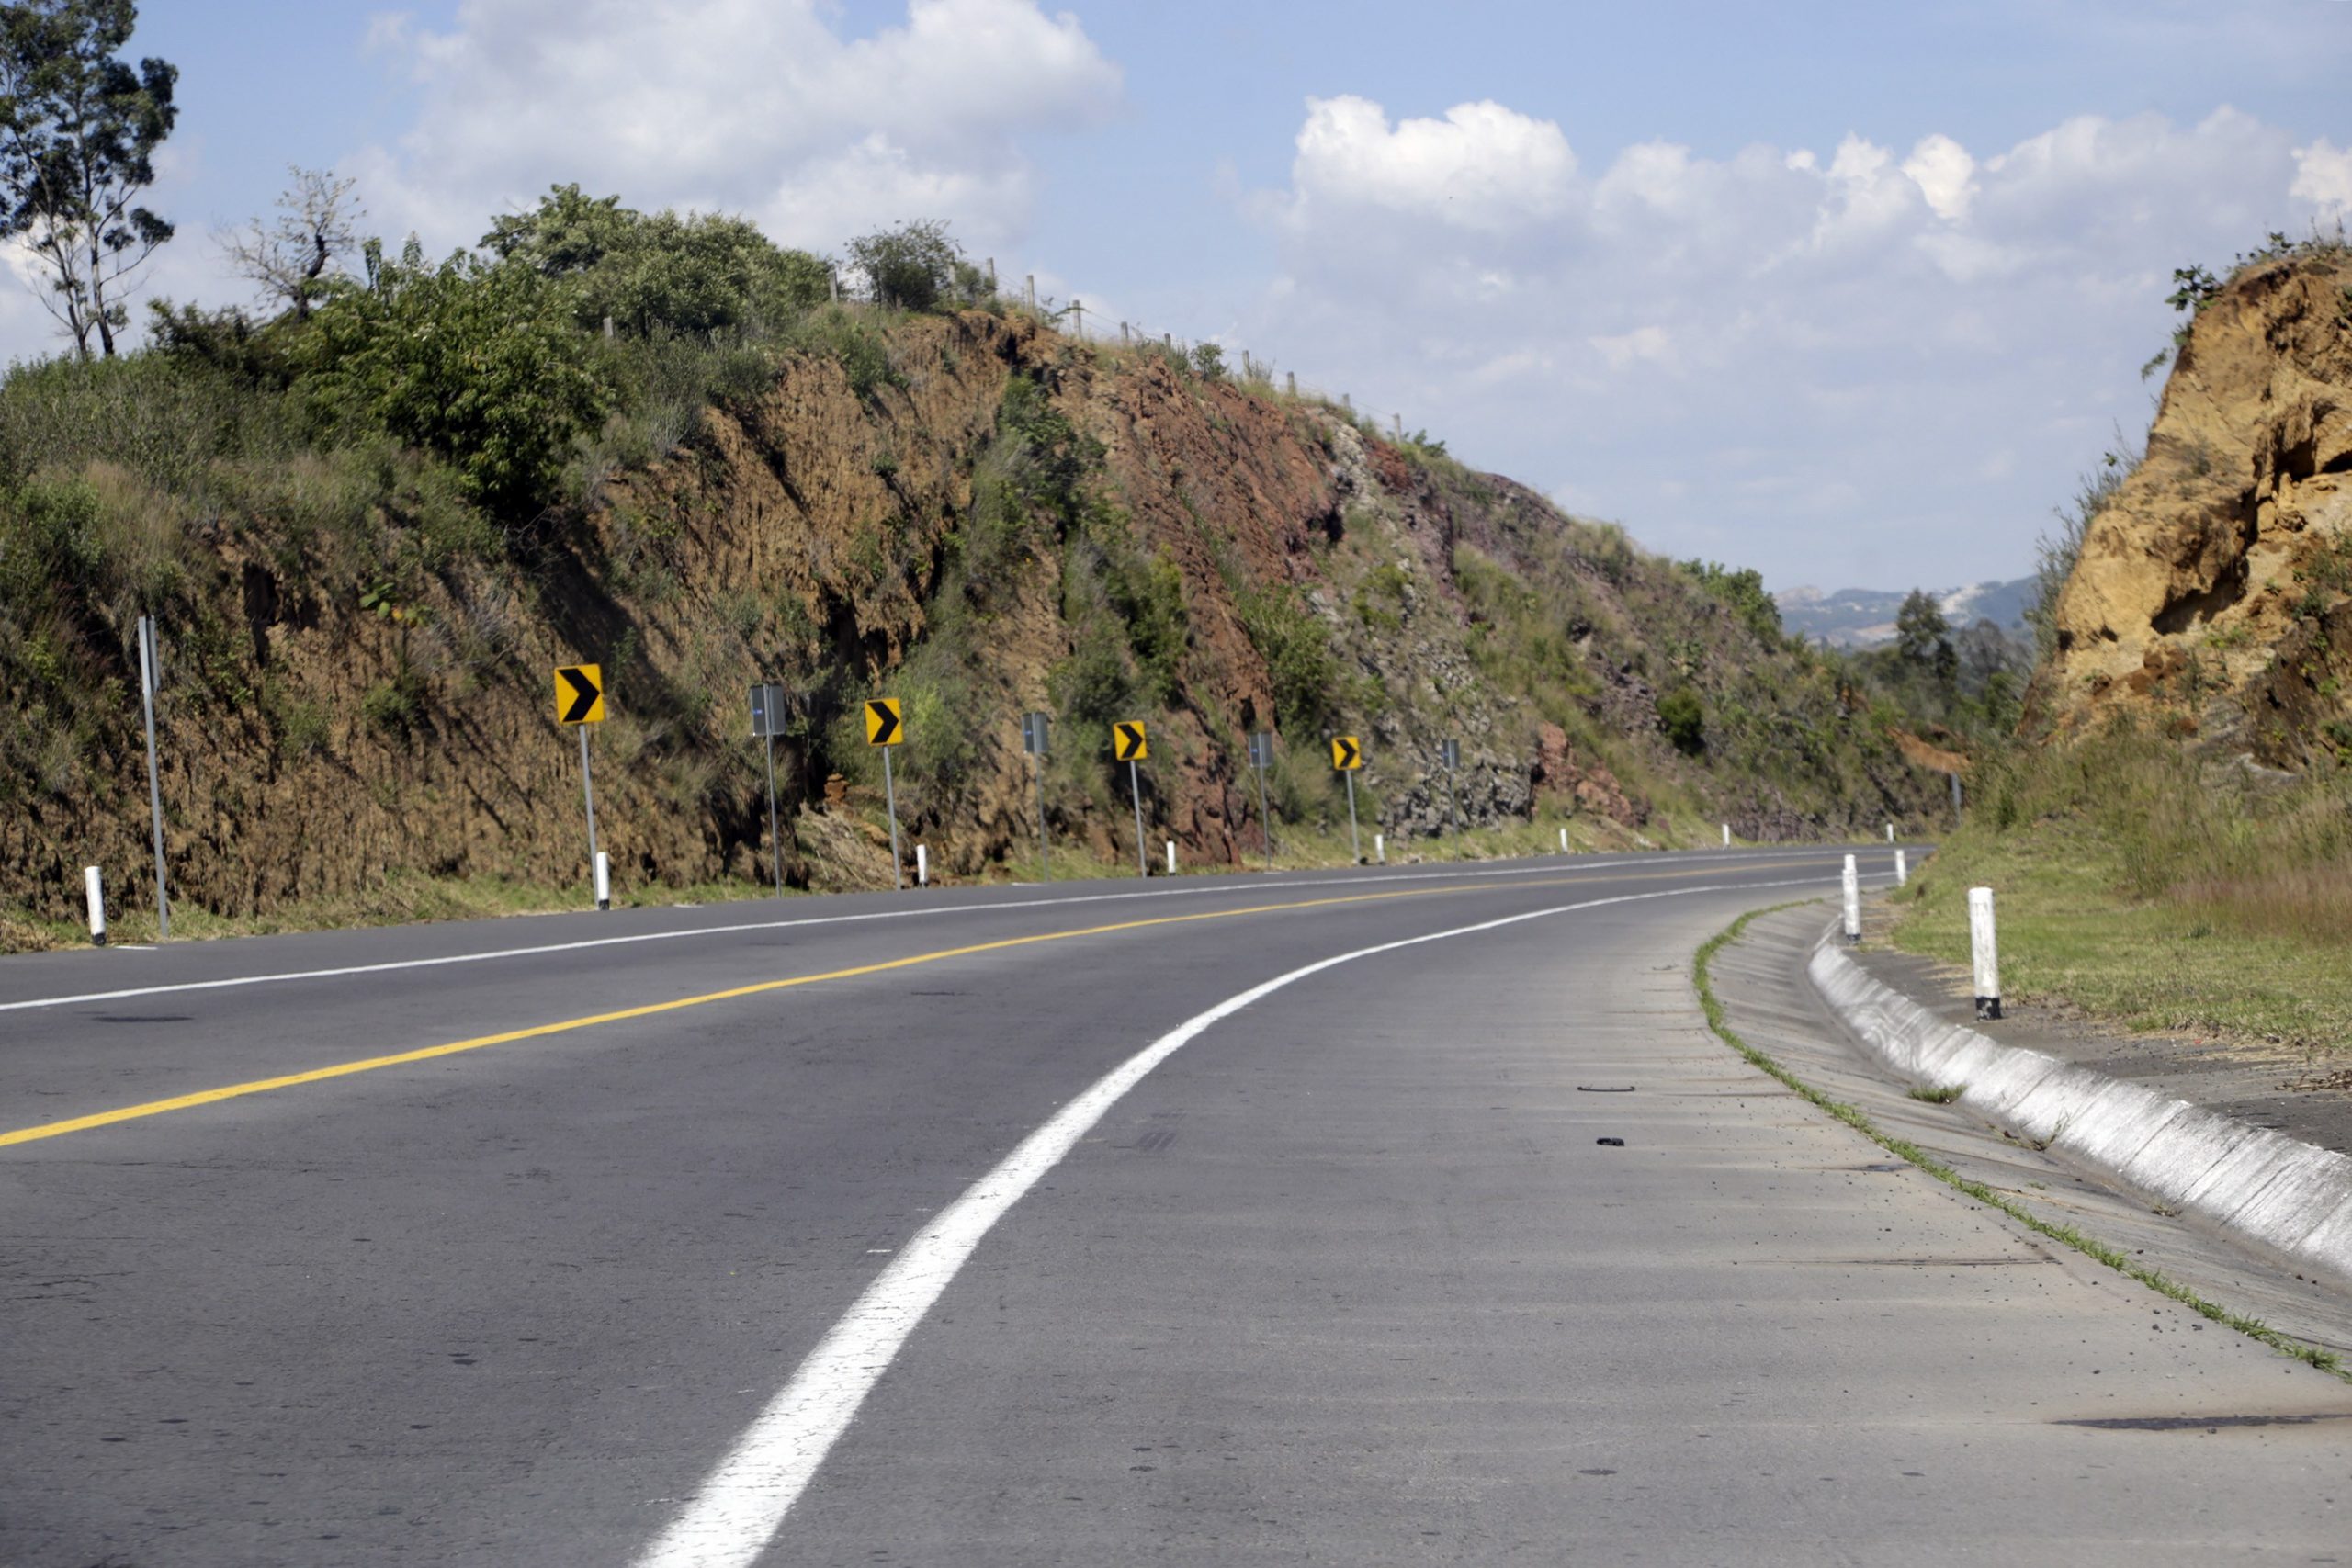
1694 904 2348 1382
1889 817 2352 1053
0 870 807 953
1887 723 2352 1055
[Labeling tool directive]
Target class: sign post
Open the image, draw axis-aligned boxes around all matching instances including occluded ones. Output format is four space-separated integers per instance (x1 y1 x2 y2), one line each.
1331 734 1364 864
555 663 608 908
750 682 789 897
135 615 169 941
1247 730 1275 865
1022 711 1051 881
865 698 905 889
1440 737 1461 836
1114 721 1149 877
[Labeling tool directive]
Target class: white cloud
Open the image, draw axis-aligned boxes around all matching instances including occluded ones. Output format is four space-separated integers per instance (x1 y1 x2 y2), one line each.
1283 95 1576 233
2292 139 2352 218
355 0 1120 254
1243 97 2335 589
1902 133 1976 222
1589 324 1672 373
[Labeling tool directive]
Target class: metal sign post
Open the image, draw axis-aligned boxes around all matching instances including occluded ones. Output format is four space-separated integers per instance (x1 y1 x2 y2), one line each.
1331 736 1363 864
579 727 604 908
1115 722 1149 877
1023 711 1051 881
1128 761 1147 876
751 683 788 897
1248 730 1275 865
1441 737 1461 835
135 615 168 941
555 663 609 909
865 699 905 889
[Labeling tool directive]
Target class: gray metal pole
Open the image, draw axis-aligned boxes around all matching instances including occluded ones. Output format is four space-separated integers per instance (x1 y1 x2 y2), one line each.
1951 770 1962 821
883 747 903 890
1035 754 1050 882
1344 770 1362 865
1448 770 1460 836
1129 759 1148 877
579 724 601 901
763 733 783 897
1256 764 1272 866
136 615 168 942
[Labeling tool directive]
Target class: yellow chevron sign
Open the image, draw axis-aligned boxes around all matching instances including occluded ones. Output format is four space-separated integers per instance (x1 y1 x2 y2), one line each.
554 664 605 726
1330 735 1363 771
1114 721 1148 762
865 698 903 747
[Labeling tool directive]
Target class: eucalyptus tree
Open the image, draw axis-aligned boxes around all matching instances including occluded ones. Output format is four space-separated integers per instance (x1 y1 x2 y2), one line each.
0 0 177 358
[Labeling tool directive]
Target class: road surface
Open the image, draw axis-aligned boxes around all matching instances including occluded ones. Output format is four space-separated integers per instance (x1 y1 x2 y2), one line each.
4 847 2346 1565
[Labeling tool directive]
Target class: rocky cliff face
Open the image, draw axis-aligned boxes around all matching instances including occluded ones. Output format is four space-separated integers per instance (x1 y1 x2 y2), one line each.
2035 248 2352 761
1 310 1940 933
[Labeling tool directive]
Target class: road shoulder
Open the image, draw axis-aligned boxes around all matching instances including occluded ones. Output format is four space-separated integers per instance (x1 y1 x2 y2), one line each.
1709 902 2352 1363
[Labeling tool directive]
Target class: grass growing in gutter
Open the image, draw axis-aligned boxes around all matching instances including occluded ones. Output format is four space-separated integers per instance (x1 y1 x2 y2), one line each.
1694 904 2348 1382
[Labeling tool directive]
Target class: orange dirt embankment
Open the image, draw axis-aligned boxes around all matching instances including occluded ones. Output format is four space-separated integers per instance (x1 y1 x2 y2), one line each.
2033 249 2352 763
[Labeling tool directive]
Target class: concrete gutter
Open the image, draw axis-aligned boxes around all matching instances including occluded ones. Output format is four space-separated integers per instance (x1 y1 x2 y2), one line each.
1806 926 2352 1289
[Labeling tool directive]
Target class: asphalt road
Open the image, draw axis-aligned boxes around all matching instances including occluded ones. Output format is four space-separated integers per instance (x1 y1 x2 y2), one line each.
3 846 2346 1565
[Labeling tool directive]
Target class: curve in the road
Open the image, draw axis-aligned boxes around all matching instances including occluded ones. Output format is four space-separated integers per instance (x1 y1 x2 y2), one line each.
635 874 1838 1568
0 863 1838 1151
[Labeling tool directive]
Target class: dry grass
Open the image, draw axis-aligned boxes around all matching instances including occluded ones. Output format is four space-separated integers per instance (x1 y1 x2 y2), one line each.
1893 719 2352 1054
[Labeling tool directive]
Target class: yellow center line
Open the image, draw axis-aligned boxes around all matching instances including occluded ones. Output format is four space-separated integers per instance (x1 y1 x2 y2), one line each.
2 859 1831 1149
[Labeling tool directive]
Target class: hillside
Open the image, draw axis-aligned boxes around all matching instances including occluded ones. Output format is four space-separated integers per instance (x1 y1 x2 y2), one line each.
0 276 1948 942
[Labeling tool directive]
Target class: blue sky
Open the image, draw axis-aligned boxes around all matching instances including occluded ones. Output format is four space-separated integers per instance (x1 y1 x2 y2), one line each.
15 0 2352 594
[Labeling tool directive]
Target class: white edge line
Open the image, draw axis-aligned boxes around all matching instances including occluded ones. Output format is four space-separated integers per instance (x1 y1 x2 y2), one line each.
631 872 1836 1568
0 852 1804 1014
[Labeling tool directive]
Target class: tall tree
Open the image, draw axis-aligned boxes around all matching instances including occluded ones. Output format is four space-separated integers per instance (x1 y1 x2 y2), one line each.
0 0 176 358
219 165 360 321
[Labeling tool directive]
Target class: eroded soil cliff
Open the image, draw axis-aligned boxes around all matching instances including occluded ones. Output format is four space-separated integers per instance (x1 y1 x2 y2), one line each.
2035 248 2352 761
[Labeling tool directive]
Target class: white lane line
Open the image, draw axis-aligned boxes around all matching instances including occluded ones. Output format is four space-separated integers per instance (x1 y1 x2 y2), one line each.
0 852 1766 1014
631 872 1839 1568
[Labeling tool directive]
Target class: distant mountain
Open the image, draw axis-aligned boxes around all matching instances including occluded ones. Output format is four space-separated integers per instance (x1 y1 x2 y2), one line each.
1775 577 2034 649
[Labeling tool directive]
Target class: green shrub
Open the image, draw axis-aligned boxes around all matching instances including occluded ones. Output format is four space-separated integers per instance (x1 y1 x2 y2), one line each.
1657 685 1705 754
483 184 833 337
296 242 610 514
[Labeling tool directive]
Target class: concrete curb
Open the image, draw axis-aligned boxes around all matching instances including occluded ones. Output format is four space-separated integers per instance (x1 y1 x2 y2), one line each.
1805 927 2352 1289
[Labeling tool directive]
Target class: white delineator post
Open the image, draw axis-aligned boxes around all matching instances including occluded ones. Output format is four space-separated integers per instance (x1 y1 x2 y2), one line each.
1886 822 1895 844
1969 886 2001 1020
1374 832 1385 865
1722 824 1730 848
916 844 929 887
1840 853 1860 943
1164 840 1176 874
1894 849 1908 886
84 865 106 946
1559 828 1569 852
594 851 611 912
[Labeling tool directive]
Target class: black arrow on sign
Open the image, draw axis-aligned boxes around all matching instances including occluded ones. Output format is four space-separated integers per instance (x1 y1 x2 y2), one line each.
1334 736 1360 769
1116 722 1146 761
558 666 601 724
867 701 900 746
